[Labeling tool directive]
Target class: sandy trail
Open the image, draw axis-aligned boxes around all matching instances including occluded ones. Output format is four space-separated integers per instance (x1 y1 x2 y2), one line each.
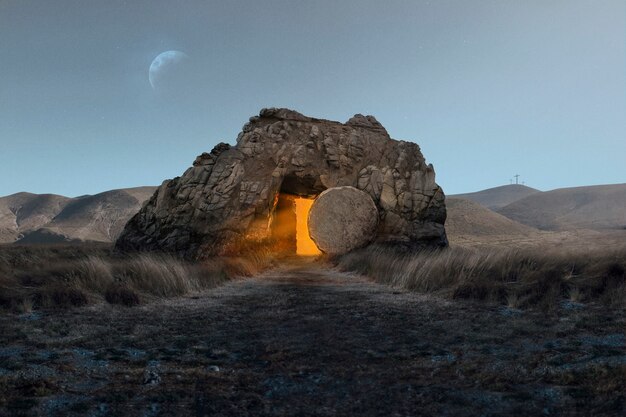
1 260 624 416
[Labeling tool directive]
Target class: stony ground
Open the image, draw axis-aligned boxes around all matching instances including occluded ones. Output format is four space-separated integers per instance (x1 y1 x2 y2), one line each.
0 260 624 416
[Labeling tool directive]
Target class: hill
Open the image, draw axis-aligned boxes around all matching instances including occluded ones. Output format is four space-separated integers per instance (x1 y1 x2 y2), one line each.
445 197 539 239
451 184 540 210
0 193 72 242
4 182 626 245
36 187 157 242
497 183 626 231
0 187 156 244
444 197 553 248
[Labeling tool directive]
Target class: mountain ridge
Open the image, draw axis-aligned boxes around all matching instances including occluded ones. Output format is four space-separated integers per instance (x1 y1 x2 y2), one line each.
496 183 626 231
450 184 541 209
3 182 625 244
0 187 157 244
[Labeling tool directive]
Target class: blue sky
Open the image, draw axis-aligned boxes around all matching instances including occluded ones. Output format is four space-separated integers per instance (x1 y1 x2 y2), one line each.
0 0 624 197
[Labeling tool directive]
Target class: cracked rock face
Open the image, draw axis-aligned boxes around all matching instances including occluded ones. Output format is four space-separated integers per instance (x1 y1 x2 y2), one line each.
308 186 379 255
116 108 447 259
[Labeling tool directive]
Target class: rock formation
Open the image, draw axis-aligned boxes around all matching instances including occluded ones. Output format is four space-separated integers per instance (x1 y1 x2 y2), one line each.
308 186 379 255
116 108 447 259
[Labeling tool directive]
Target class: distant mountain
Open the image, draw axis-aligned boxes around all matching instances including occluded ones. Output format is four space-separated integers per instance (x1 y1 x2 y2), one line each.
497 183 626 231
3 182 625 245
0 193 72 242
445 197 539 240
0 187 156 244
451 184 540 210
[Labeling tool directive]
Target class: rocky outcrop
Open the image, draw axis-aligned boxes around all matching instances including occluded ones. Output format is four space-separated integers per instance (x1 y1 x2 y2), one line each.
308 186 379 255
116 108 447 259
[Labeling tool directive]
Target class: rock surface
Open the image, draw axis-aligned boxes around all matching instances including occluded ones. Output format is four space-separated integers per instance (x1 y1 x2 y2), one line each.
116 108 447 258
308 187 378 254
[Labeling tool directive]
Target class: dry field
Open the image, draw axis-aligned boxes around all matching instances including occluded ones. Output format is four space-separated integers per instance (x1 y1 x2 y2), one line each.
0 244 274 312
338 243 626 311
0 240 624 416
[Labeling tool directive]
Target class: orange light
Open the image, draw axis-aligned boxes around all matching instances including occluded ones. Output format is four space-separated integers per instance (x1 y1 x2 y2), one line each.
294 197 321 256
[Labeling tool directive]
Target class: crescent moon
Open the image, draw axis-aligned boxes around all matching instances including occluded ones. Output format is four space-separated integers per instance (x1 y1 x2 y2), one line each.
148 50 189 90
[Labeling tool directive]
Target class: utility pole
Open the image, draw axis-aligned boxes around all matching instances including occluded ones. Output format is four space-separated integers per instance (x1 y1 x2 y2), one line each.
514 174 520 185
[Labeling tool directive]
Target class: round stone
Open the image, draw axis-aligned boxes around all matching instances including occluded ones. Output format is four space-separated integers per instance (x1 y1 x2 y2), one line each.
308 186 379 255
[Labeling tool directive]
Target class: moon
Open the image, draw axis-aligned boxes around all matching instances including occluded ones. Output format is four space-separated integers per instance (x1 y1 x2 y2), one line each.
148 50 190 91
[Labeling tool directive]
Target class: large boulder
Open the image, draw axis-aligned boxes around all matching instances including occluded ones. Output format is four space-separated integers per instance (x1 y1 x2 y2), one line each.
308 186 378 255
116 108 447 259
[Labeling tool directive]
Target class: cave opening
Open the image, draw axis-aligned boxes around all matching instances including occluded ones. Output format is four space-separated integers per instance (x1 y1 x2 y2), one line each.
294 197 320 256
270 174 324 256
271 194 321 256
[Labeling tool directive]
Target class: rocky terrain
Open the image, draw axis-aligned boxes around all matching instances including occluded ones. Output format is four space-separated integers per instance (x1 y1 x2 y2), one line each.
117 108 448 258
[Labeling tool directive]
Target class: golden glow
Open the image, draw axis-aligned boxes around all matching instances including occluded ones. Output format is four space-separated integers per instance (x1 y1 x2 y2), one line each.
294 197 321 256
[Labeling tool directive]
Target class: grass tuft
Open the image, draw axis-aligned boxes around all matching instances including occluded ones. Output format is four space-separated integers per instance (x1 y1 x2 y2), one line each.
337 245 626 309
105 284 141 306
0 244 275 311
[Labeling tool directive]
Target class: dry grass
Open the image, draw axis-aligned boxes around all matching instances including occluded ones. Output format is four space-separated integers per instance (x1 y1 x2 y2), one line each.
0 244 275 311
337 244 626 310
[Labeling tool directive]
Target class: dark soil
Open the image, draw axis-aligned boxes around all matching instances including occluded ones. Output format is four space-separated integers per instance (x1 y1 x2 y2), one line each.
0 260 624 416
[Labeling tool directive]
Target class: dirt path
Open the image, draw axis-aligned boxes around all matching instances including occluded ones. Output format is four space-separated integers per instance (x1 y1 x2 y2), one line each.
1 260 624 416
